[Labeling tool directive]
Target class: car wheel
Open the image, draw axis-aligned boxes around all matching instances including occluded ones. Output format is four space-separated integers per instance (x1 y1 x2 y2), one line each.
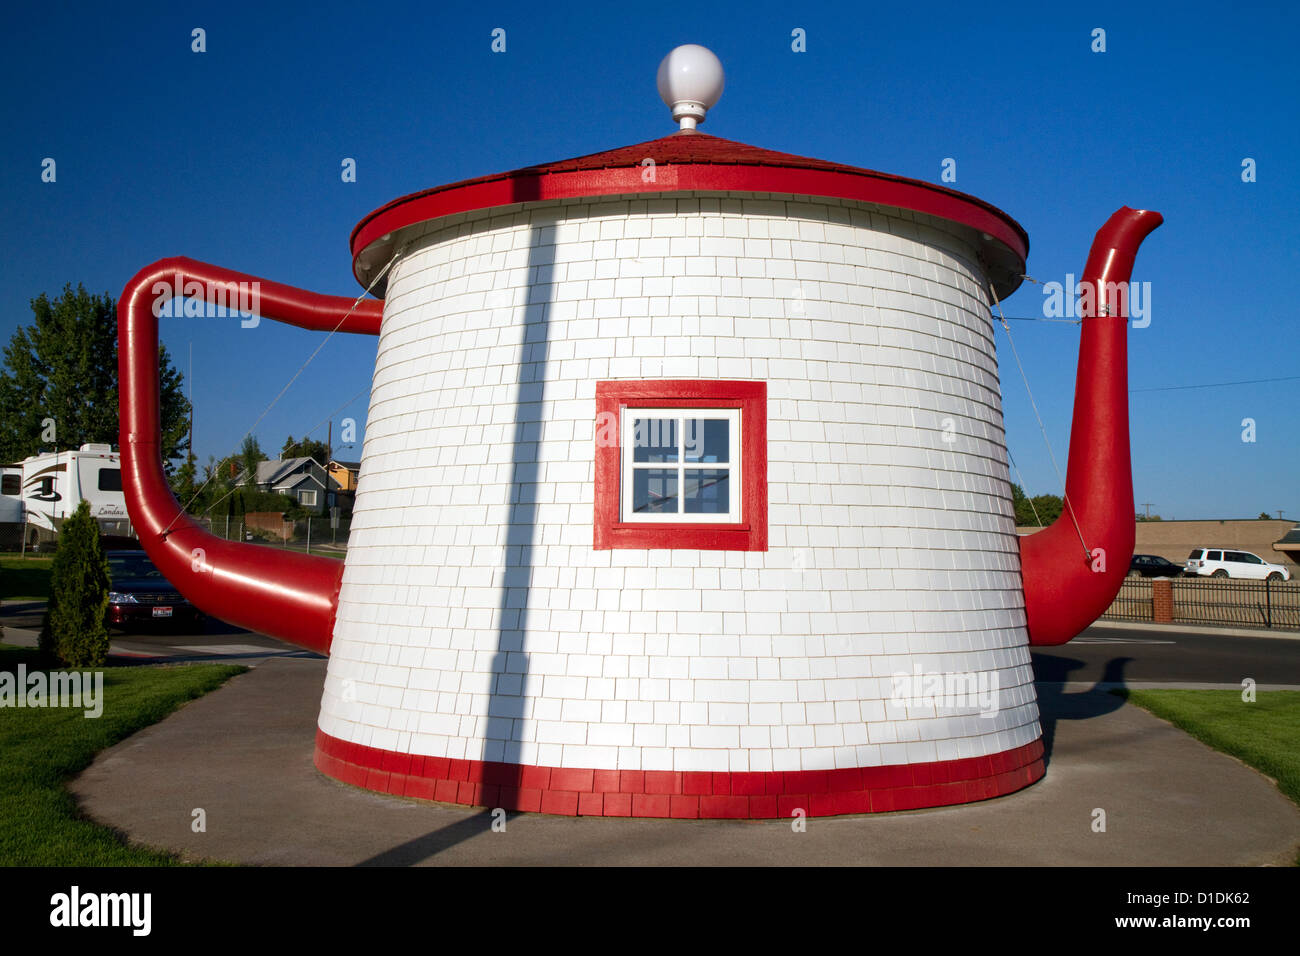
1127 569 1139 578
1266 572 1283 582
1211 569 1229 578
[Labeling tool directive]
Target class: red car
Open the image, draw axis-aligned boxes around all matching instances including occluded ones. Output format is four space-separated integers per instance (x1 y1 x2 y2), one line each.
105 550 203 631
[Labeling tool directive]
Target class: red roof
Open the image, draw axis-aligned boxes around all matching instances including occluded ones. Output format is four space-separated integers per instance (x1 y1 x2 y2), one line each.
351 132 1028 295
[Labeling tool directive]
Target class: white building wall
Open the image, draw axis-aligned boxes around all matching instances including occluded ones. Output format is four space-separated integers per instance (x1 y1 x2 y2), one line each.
318 193 1040 774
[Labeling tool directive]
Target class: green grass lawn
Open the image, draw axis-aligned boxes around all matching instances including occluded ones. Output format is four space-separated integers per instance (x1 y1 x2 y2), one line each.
0 556 54 600
0 643 245 865
1117 689 1300 809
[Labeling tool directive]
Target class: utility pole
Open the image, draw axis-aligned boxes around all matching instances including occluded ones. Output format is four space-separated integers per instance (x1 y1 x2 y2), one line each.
188 342 194 478
1140 502 1154 519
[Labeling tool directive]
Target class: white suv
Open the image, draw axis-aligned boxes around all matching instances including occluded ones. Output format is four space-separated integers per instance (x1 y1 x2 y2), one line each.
1184 548 1292 581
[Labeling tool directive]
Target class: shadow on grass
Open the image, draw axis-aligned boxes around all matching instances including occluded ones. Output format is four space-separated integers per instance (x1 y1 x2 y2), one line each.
0 558 53 601
0 642 45 672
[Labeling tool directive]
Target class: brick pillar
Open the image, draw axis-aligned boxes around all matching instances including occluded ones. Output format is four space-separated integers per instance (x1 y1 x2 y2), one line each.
1152 578 1173 623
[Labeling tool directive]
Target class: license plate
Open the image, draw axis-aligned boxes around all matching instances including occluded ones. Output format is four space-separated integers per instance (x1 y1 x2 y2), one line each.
152 607 173 618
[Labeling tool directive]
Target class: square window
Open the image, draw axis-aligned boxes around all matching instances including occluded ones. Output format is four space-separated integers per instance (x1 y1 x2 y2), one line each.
594 380 767 551
621 409 740 523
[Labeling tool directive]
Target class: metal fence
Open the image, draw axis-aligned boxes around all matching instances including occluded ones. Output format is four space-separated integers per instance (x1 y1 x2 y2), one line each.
1101 576 1300 630
192 515 352 554
1171 577 1300 630
0 522 58 555
1 516 353 557
1103 578 1153 622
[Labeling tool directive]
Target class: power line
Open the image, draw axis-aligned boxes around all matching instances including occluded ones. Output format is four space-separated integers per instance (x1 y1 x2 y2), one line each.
989 315 1298 391
298 385 370 443
1128 371 1300 390
997 315 1082 324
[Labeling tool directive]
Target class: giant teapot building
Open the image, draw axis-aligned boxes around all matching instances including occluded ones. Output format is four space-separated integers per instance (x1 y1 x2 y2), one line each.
118 45 1160 817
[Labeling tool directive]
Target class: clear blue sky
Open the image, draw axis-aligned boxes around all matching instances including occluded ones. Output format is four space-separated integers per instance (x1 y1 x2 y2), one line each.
2 1 1296 521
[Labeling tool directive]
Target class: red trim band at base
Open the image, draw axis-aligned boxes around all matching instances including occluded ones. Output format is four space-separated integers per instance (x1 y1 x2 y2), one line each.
314 730 1045 818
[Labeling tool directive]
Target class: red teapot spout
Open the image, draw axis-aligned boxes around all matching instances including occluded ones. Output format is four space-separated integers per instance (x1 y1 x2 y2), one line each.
118 258 382 654
1018 208 1163 645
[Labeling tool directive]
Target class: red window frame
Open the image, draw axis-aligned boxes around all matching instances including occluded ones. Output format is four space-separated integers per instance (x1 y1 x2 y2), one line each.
594 380 767 551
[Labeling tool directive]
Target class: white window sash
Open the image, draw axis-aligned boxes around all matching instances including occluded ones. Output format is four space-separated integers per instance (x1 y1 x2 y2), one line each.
619 407 741 523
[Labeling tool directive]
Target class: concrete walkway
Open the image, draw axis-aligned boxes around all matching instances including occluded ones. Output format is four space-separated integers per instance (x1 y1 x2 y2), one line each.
69 659 1300 866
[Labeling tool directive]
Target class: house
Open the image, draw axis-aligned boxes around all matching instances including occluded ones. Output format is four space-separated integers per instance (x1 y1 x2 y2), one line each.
238 457 330 513
327 459 360 494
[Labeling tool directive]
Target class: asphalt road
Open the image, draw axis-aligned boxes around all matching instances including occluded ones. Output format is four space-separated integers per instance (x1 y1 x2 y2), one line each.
1033 623 1300 686
0 600 319 663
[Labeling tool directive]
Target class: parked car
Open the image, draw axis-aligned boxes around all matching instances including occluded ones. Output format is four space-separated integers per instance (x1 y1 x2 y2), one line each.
105 549 203 630
1184 548 1292 582
1128 554 1183 578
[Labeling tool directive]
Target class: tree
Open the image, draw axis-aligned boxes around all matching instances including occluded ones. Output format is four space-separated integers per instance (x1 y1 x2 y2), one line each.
1010 483 1064 527
170 450 199 511
237 435 267 487
0 284 190 470
1011 483 1032 525
281 435 330 467
39 501 110 667
176 454 227 517
1136 514 1163 522
1259 512 1272 520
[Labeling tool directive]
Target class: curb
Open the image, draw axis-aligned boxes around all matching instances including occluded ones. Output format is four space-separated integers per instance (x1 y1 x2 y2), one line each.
1044 681 1300 692
1090 620 1300 641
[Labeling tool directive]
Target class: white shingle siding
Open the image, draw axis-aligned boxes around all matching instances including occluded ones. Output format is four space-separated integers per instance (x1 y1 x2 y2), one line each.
320 194 1039 773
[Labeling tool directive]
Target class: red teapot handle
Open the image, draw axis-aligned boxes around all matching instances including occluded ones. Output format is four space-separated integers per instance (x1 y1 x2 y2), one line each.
118 258 382 653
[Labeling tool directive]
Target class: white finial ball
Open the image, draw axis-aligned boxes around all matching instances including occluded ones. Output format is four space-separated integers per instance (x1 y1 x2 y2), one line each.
656 44 724 130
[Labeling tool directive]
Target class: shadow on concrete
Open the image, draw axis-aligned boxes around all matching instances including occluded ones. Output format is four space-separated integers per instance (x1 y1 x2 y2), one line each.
1032 655 1133 766
354 810 520 867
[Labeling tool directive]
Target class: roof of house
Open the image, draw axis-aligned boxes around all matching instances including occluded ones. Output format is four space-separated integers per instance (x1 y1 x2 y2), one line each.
275 472 326 492
242 457 322 487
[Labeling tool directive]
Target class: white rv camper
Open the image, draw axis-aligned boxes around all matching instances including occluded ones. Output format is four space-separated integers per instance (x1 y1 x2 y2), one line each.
0 444 131 548
0 462 26 550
